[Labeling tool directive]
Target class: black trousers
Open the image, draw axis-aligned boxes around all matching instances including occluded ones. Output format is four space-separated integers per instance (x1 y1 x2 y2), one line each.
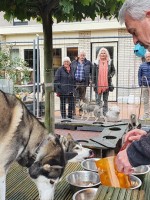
60 94 74 119
75 81 86 101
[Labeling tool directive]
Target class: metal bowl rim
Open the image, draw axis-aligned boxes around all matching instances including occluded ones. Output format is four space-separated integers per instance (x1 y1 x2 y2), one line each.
132 165 150 175
81 158 100 172
130 175 142 189
72 188 98 200
66 170 101 187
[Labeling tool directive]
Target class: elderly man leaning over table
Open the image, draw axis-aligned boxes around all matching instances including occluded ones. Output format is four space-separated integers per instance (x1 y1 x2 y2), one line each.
115 0 150 175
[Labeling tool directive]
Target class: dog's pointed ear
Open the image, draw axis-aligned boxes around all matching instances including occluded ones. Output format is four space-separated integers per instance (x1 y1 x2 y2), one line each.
42 164 63 172
55 134 61 139
43 164 51 172
128 123 133 131
137 123 142 129
64 152 78 162
67 133 73 140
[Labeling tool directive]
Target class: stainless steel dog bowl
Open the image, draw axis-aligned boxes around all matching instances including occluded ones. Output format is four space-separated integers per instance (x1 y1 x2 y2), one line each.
132 165 150 182
81 158 100 172
132 165 150 175
72 188 98 200
130 175 142 189
66 171 100 193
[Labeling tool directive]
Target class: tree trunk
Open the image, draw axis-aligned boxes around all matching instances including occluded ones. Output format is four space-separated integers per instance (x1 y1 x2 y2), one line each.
42 12 54 133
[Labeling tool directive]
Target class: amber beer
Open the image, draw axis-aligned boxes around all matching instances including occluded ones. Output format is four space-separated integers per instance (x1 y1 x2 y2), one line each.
95 156 131 188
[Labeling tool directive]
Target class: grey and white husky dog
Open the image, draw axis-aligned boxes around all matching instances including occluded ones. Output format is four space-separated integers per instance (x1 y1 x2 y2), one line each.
58 133 94 162
79 99 106 121
0 90 75 200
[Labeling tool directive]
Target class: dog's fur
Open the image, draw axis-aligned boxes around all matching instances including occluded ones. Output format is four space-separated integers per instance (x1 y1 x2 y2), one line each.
105 106 120 122
93 106 106 122
115 114 141 155
128 114 141 131
57 133 94 162
79 100 120 122
79 99 105 121
0 90 73 200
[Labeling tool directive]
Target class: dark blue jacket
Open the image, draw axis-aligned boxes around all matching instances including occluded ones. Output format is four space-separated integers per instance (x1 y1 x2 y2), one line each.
138 62 150 86
71 58 92 86
54 66 75 95
127 132 150 167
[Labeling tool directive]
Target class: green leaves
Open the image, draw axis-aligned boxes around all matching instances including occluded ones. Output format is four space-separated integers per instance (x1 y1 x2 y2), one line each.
59 0 74 14
0 0 124 23
80 0 91 6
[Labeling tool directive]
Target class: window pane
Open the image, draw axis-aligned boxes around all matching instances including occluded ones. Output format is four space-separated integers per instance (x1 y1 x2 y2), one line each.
67 47 78 61
10 49 19 59
53 48 61 68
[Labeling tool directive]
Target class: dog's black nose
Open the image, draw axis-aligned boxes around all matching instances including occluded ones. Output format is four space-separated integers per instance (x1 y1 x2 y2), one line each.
89 149 94 156
90 150 93 154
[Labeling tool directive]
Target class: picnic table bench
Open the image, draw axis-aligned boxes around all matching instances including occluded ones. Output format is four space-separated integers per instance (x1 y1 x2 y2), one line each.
6 162 148 200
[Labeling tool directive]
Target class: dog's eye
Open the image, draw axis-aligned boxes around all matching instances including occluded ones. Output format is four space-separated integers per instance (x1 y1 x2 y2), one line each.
74 147 80 150
50 179 55 184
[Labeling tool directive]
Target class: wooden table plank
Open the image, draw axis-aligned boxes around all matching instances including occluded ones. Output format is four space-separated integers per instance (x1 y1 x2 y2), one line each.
141 172 150 200
131 189 139 200
109 187 120 200
123 190 132 200
138 190 145 200
93 186 107 200
96 186 109 199
115 188 126 200
103 187 115 200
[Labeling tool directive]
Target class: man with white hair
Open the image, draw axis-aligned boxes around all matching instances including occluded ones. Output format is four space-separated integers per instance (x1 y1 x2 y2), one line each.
71 50 92 115
138 51 150 119
115 0 150 175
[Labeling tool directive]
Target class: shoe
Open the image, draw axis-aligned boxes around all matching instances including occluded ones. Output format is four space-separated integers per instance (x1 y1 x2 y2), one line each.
67 116 73 119
62 116 66 119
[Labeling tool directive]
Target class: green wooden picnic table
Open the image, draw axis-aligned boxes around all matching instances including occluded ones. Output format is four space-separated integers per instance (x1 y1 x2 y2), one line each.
6 162 148 200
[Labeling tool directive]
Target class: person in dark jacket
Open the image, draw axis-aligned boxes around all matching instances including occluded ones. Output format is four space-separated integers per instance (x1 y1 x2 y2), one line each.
115 0 150 175
71 50 92 101
71 50 92 116
92 47 115 116
138 51 150 119
54 57 75 119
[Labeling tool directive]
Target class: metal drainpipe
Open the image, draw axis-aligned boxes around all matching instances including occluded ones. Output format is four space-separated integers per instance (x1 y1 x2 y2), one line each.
33 39 36 116
36 35 40 118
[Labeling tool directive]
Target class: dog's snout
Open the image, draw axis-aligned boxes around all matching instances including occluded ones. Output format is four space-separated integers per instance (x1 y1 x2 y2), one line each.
29 162 41 179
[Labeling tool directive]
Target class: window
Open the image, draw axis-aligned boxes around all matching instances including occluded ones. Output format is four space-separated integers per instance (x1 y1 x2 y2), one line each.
24 49 39 83
13 19 28 26
24 49 36 69
67 47 78 61
53 48 61 69
10 49 19 59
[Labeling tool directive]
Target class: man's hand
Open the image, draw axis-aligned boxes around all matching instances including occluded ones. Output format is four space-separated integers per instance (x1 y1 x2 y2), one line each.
124 129 147 142
115 149 134 174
